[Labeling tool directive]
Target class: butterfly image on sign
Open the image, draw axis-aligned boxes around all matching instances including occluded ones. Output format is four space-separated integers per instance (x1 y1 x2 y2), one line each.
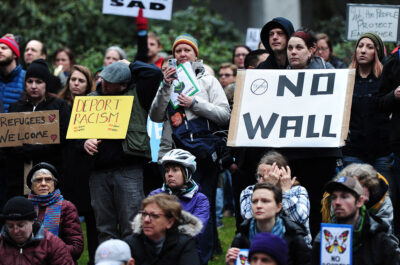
235 249 250 265
324 229 349 254
320 223 353 265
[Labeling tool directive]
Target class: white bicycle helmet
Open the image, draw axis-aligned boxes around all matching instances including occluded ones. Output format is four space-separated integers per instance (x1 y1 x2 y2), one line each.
159 149 197 173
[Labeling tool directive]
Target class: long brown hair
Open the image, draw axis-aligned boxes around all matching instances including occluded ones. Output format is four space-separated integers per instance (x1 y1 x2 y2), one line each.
57 65 95 107
350 38 383 78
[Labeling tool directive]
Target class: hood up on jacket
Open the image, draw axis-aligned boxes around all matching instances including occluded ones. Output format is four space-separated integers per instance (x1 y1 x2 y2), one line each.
260 17 295 54
131 210 203 238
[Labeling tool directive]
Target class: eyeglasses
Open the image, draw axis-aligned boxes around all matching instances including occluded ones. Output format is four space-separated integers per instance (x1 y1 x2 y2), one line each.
317 47 329 52
33 177 54 184
219 74 233 78
140 211 165 220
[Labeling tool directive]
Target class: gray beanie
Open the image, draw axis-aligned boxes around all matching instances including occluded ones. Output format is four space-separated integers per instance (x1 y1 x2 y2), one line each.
99 62 131 84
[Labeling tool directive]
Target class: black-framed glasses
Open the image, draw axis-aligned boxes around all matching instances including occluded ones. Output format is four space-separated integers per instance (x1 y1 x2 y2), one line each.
140 211 165 220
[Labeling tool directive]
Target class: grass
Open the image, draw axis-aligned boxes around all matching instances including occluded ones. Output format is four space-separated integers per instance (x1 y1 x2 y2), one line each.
77 217 236 265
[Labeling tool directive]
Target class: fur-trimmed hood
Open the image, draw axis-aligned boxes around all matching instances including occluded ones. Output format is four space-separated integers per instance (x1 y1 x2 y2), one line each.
131 210 203 237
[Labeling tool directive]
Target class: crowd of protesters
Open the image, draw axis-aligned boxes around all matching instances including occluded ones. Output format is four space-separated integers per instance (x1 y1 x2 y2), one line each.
1 10 400 265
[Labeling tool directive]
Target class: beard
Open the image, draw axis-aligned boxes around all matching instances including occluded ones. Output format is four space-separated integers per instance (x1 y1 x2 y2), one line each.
335 208 358 224
0 54 14 67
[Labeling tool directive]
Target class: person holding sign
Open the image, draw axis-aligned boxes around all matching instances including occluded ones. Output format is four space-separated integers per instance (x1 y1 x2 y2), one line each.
6 59 71 198
226 183 311 265
83 61 162 244
342 33 392 191
149 33 230 264
26 162 84 262
312 176 400 265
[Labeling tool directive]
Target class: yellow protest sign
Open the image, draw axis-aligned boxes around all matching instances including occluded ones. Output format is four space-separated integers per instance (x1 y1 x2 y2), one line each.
66 96 134 139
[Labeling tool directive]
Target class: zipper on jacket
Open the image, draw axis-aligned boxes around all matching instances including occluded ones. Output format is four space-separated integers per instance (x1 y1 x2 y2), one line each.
19 248 23 265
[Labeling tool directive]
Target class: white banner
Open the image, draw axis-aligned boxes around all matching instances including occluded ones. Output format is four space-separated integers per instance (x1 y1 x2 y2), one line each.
102 0 173 21
227 69 355 148
246 28 261 51
346 3 400 42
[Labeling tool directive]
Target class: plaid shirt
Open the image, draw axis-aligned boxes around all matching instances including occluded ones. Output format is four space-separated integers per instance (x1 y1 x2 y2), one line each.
240 184 312 247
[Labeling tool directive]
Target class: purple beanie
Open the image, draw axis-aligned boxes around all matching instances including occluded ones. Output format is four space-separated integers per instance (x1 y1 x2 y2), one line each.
248 232 288 265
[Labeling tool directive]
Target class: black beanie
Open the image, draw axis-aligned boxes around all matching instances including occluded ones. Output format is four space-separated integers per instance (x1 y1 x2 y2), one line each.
1 196 37 221
25 59 51 87
26 162 59 189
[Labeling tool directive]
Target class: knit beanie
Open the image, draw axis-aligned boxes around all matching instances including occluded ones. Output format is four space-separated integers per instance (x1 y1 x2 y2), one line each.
248 232 288 265
26 162 59 189
1 196 37 221
25 59 52 86
172 34 199 57
0 37 20 59
356 32 384 61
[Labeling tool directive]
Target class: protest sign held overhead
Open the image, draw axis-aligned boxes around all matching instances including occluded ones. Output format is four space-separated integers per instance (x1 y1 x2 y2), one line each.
228 69 355 148
103 0 173 20
0 110 60 147
66 96 134 139
346 3 400 42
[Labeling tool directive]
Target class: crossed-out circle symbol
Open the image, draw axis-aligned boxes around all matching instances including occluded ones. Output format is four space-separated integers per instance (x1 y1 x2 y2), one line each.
250 79 268 95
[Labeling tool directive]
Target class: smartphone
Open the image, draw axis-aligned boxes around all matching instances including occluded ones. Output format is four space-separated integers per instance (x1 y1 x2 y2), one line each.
168 59 178 78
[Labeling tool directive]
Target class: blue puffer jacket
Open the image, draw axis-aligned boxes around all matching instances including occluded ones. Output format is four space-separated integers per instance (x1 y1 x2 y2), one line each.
0 64 25 112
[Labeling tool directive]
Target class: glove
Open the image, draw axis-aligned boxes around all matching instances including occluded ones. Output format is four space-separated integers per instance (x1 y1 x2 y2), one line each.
136 8 148 31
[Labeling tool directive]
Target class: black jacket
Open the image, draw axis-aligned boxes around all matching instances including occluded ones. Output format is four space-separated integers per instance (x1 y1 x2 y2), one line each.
231 216 311 265
125 211 202 265
312 212 400 265
343 72 391 160
377 51 400 152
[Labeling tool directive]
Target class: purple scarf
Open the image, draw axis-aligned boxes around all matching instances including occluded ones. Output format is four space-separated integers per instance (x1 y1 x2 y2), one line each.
28 189 64 236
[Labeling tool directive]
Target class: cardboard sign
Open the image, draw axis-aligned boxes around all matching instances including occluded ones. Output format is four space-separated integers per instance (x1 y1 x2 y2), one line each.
320 223 353 265
169 62 200 109
235 249 250 265
246 28 261 51
0 110 60 147
102 0 173 21
346 3 400 42
66 96 134 139
227 69 355 148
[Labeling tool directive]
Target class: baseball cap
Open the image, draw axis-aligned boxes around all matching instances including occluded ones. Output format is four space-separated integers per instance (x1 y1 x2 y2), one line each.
95 239 131 265
324 176 364 196
99 62 131 84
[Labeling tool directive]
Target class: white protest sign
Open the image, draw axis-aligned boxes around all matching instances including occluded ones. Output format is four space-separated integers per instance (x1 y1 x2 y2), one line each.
320 223 353 265
346 3 400 42
169 62 200 109
246 28 261 51
102 0 173 21
227 69 355 148
235 249 250 265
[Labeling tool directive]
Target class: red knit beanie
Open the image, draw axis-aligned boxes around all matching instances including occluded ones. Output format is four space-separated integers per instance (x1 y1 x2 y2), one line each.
0 37 20 59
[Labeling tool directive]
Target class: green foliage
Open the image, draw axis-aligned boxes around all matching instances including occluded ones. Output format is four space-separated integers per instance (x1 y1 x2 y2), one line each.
1 1 240 72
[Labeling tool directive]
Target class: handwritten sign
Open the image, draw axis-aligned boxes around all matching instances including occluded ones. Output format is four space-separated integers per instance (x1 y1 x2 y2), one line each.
346 3 400 42
320 223 353 265
235 249 250 265
169 62 200 109
227 69 355 148
246 28 261 51
102 0 173 21
0 110 60 147
66 96 134 139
